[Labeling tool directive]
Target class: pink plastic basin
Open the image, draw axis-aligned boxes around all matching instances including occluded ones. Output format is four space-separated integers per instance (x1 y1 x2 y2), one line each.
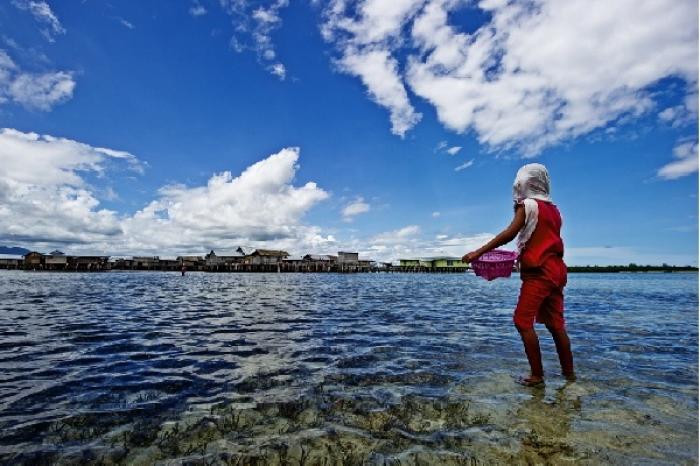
471 249 518 281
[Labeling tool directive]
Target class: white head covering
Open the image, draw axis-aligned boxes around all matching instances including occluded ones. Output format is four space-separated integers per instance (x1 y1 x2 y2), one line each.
512 163 552 252
512 163 551 203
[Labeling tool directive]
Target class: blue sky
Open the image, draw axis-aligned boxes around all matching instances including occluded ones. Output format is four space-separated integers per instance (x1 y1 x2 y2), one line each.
0 0 697 265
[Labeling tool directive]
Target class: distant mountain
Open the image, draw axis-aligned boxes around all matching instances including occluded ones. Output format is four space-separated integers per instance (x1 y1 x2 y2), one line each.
0 246 31 255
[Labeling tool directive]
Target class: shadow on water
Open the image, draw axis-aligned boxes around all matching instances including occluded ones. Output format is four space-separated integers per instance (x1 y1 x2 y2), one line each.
0 271 696 464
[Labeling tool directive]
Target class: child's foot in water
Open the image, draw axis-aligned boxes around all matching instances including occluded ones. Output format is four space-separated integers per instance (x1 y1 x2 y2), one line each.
563 372 577 382
516 375 545 387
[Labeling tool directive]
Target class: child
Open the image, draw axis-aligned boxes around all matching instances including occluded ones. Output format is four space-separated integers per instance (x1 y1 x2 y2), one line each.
462 163 575 386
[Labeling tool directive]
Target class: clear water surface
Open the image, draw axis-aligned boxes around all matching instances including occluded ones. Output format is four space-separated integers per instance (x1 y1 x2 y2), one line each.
0 271 697 465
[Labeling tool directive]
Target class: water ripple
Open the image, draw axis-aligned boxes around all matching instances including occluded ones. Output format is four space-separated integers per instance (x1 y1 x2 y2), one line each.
0 271 696 464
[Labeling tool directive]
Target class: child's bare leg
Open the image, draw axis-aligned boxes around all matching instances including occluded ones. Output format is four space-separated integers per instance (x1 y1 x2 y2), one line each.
546 324 575 380
515 324 544 383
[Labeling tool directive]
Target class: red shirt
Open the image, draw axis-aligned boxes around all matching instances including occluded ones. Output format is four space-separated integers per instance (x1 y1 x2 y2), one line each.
520 199 566 287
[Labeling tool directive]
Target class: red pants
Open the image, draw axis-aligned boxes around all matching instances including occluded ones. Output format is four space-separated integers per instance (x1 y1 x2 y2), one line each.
513 259 574 378
513 277 565 330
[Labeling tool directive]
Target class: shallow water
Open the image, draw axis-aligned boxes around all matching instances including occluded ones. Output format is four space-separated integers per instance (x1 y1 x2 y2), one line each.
0 271 696 465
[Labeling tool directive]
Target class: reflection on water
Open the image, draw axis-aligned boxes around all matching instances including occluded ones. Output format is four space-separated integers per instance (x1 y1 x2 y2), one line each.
0 271 696 464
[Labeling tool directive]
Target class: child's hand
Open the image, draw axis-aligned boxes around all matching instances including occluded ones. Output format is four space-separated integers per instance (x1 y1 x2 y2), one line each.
462 251 480 263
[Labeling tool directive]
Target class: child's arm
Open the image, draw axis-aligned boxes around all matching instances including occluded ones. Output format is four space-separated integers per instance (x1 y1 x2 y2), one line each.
462 204 526 262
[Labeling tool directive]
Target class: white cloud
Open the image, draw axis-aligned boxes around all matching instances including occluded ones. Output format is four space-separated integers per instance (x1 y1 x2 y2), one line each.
0 128 140 246
341 196 370 221
371 224 421 245
321 0 698 154
322 0 424 136
220 0 290 80
338 47 421 136
359 227 494 262
122 147 329 252
658 138 699 180
189 1 207 17
9 70 75 110
454 159 474 172
12 0 65 42
446 146 461 155
658 99 697 128
118 18 135 29
269 62 286 80
409 0 698 154
431 211 440 218
8 130 689 266
0 130 332 255
0 49 76 111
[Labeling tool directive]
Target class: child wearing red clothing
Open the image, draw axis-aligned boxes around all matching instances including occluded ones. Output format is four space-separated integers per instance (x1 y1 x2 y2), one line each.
463 163 575 386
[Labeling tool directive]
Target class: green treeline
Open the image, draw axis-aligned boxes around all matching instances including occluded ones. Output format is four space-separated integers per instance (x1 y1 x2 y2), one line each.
567 264 698 273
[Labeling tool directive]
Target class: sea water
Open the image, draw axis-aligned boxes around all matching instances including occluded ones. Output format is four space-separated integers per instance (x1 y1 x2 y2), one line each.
0 271 697 464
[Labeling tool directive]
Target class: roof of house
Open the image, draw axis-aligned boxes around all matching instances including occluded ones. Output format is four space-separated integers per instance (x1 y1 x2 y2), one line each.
209 250 245 257
303 254 335 261
252 249 289 256
0 254 23 260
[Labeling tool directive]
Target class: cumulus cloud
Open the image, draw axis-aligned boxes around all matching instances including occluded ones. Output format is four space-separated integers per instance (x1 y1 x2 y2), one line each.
658 138 699 180
0 128 140 246
220 0 290 80
321 0 698 153
122 147 330 252
446 146 461 155
0 130 332 255
0 128 531 262
0 49 75 111
341 197 370 221
12 0 65 42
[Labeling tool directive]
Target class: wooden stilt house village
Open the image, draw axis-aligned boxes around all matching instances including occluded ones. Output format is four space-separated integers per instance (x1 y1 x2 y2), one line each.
16 251 110 271
0 254 23 269
0 247 483 273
